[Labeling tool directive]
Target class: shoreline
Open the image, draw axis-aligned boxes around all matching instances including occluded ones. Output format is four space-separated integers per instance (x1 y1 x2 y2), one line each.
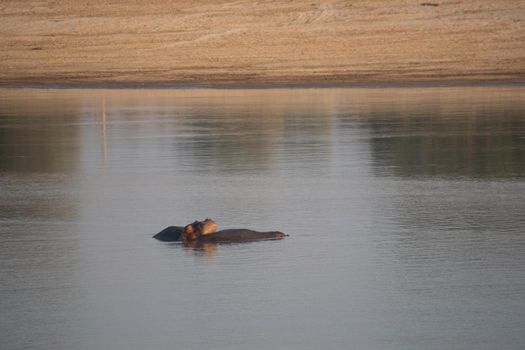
1 79 524 90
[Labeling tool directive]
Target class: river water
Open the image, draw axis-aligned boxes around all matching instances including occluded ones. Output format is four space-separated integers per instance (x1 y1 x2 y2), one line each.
1 87 524 350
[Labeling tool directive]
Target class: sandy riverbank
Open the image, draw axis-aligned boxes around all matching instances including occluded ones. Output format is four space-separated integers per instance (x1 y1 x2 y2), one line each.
1 0 524 87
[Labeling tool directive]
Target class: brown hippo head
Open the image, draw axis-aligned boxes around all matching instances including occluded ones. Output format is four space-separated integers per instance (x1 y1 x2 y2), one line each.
199 218 218 236
180 218 218 242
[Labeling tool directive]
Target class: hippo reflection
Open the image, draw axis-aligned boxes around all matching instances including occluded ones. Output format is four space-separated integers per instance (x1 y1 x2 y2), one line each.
153 218 287 243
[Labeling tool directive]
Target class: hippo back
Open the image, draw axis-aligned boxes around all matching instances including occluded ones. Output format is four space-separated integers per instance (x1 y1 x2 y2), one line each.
198 229 286 243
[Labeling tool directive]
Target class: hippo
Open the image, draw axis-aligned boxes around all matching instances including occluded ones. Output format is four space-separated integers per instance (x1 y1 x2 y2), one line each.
152 218 217 242
202 228 287 242
180 218 218 241
152 226 184 241
153 218 287 243
180 218 287 243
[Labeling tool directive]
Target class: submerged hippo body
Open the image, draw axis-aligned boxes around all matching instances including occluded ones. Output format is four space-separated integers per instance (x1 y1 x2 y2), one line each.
197 229 287 243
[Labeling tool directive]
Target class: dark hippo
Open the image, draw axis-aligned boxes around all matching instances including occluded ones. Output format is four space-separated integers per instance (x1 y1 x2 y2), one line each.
152 226 184 242
153 218 287 243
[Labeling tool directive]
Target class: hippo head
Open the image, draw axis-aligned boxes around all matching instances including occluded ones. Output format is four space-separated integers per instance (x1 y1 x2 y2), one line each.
180 218 218 242
199 218 218 235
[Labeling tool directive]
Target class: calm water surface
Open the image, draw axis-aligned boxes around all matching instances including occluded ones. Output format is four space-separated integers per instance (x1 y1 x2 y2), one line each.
1 87 524 350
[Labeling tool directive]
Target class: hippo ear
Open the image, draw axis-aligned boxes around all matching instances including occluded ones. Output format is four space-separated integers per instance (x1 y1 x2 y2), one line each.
184 224 194 233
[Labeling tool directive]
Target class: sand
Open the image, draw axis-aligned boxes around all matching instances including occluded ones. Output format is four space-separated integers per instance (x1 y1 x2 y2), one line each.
1 0 524 87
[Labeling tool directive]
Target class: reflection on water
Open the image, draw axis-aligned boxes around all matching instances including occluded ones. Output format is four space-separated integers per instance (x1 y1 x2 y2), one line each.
0 87 524 350
365 105 525 178
2 87 522 178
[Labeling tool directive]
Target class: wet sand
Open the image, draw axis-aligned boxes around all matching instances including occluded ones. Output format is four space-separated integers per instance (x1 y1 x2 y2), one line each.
1 0 524 87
